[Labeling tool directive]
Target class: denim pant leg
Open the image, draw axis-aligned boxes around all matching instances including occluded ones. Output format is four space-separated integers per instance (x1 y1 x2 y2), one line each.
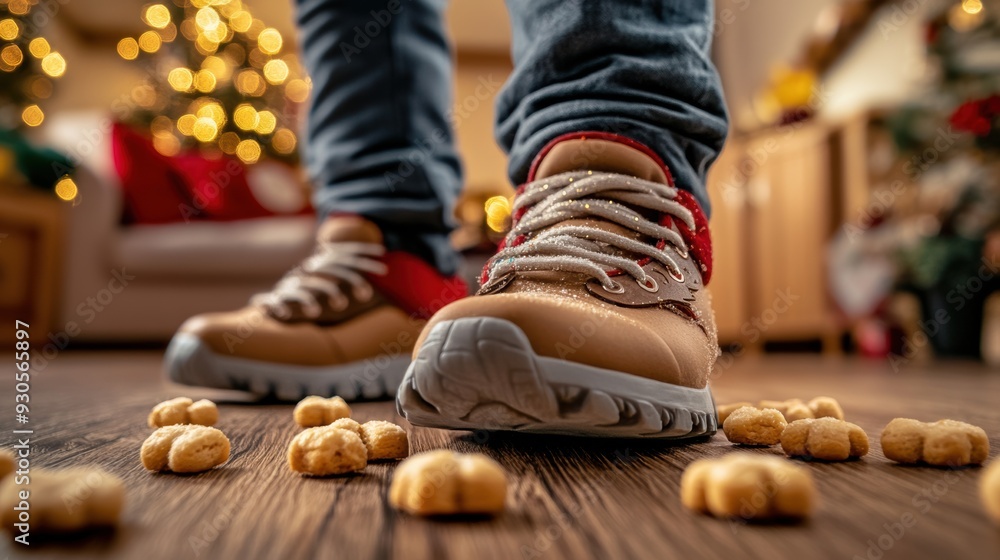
295 0 462 276
497 0 728 216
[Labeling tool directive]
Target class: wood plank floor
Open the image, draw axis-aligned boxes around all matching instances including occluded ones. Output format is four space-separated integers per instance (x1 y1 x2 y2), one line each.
2 351 998 560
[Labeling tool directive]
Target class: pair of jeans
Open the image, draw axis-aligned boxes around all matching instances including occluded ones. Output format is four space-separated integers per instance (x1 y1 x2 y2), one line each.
295 0 729 276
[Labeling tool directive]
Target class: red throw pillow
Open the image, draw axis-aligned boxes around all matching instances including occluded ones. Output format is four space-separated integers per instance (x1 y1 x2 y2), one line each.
112 122 193 225
171 153 273 222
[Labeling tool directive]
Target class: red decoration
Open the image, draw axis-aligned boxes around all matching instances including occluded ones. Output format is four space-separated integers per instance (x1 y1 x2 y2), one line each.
112 122 309 225
949 95 1000 137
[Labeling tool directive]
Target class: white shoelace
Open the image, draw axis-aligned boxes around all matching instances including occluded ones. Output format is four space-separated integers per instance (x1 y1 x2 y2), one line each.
251 241 389 319
484 171 695 292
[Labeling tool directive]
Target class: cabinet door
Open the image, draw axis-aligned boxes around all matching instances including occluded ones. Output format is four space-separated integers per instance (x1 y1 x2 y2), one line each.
746 124 834 340
706 141 749 344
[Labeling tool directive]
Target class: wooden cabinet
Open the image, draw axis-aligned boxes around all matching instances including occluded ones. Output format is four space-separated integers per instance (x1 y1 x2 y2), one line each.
708 120 851 350
0 187 64 344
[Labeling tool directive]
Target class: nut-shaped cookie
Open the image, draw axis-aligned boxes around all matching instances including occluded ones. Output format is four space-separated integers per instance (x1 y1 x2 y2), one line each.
880 418 989 467
759 399 812 422
148 397 219 427
1 467 124 533
330 417 362 434
806 397 844 421
723 406 787 446
359 421 409 460
293 396 352 428
983 460 1000 526
780 417 869 461
389 450 506 516
717 402 753 424
0 449 14 482
681 453 815 520
141 425 231 473
758 397 844 422
287 426 367 476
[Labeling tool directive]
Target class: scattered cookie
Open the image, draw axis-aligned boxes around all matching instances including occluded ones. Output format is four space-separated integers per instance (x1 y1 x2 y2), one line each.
293 396 352 428
389 450 507 516
806 397 844 420
0 467 124 533
880 418 989 467
287 426 367 476
780 417 869 461
759 399 811 422
148 397 219 427
359 421 409 460
983 460 1000 526
141 425 231 473
717 402 753 424
680 453 815 520
759 397 844 422
723 406 787 446
330 417 362 434
0 449 14 481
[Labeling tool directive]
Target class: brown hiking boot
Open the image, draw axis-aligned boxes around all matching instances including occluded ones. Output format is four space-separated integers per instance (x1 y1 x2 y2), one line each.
397 132 719 438
164 216 466 400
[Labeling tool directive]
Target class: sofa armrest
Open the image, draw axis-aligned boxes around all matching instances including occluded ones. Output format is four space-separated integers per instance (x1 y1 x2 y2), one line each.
34 112 124 324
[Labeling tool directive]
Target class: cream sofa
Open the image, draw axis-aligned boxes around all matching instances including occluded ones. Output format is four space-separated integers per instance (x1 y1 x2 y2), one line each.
39 113 315 342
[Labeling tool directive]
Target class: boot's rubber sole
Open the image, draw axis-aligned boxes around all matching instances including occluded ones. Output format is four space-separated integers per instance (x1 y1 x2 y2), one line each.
396 317 718 439
164 333 408 401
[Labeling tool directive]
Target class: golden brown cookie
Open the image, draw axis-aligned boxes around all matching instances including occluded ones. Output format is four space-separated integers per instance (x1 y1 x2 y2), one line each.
807 397 844 421
681 453 815 520
0 467 124 533
389 450 507 516
758 396 844 422
359 421 409 460
880 418 989 467
148 397 219 427
780 417 869 461
287 426 367 476
983 460 1000 526
723 406 787 446
716 402 753 424
329 417 362 435
293 396 352 428
141 425 231 473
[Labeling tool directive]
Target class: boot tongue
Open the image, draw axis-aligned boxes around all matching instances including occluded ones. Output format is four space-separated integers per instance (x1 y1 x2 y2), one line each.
317 216 384 245
532 137 670 185
531 138 666 253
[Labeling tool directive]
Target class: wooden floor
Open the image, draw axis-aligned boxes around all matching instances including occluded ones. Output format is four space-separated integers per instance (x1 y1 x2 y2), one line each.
2 351 999 560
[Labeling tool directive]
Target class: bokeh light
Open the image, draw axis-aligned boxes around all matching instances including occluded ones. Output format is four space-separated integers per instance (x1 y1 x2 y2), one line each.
54 176 78 201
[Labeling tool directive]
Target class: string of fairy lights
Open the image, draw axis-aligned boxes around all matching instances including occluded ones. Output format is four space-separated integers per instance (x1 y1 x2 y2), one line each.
119 0 310 165
0 0 67 129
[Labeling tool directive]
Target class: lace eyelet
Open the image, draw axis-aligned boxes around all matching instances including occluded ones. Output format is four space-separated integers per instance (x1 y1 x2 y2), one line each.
675 246 689 259
636 276 658 292
669 268 685 283
602 280 625 294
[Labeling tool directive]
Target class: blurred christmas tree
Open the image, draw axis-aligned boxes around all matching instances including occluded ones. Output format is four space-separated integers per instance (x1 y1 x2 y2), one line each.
119 0 310 165
0 0 66 130
0 0 74 196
